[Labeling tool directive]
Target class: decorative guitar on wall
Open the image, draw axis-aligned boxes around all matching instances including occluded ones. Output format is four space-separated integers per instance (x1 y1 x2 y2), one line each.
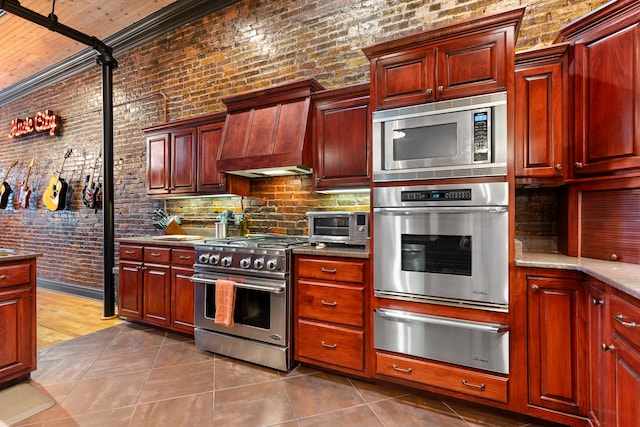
18 157 36 209
0 160 19 209
82 148 102 210
43 149 73 212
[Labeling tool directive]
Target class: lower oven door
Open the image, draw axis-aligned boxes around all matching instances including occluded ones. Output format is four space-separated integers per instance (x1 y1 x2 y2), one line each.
374 308 509 374
373 204 508 307
192 273 289 345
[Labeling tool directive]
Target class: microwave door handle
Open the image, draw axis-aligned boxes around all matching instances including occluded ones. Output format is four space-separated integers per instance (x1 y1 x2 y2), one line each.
190 274 285 294
375 308 509 333
374 206 507 214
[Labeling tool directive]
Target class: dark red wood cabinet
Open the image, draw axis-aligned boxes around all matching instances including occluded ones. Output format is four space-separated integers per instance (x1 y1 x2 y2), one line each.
312 83 370 190
514 44 569 184
558 1 640 177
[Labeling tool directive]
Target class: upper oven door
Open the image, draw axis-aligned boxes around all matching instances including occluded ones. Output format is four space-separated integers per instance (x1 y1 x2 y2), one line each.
373 184 509 308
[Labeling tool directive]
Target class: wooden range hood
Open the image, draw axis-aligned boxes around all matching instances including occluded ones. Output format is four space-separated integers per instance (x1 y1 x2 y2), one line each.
217 79 325 178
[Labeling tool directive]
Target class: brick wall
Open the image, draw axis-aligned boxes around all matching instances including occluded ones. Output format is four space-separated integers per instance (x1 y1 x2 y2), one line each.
0 0 608 289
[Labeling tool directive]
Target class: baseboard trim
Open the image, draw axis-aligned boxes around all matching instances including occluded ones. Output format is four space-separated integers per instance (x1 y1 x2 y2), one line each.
37 279 105 301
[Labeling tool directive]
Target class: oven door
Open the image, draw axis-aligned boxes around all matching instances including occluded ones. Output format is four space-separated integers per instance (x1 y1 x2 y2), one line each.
192 273 289 345
373 205 508 308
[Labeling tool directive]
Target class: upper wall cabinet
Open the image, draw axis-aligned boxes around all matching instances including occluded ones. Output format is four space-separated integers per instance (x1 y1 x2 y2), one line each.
312 83 371 190
144 112 250 198
514 44 569 184
363 8 524 110
558 0 640 177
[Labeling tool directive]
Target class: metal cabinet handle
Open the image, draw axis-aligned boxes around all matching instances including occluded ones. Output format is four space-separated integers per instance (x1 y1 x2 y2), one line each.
392 364 412 374
0 275 6 280
179 255 192 260
150 252 161 257
574 162 584 169
531 285 540 292
438 85 444 94
320 268 337 273
609 254 619 261
613 314 637 329
321 300 337 307
426 88 433 96
125 250 135 254
592 298 604 307
462 379 486 390
602 343 616 352
321 341 337 349
555 164 563 170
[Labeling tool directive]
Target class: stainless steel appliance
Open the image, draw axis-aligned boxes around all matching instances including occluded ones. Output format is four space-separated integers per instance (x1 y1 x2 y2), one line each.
373 182 509 310
372 92 507 182
307 211 369 246
192 234 309 371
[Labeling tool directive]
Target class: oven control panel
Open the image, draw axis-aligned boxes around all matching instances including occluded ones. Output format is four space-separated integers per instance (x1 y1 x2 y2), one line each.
401 189 472 202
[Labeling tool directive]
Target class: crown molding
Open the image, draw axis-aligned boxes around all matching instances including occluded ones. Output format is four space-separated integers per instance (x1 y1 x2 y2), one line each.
0 0 240 107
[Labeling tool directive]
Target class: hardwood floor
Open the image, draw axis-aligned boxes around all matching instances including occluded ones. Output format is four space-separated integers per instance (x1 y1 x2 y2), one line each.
36 288 123 350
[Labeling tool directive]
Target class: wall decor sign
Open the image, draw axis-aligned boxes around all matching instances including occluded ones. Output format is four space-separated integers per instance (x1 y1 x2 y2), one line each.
8 110 61 137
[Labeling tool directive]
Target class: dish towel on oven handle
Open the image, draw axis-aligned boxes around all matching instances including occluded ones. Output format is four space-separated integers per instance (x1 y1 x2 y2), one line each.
214 279 236 327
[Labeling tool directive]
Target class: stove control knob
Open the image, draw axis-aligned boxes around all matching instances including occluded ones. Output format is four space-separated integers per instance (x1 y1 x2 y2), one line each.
254 258 265 269
266 259 279 271
198 254 210 264
221 256 232 267
240 257 251 269
209 254 220 264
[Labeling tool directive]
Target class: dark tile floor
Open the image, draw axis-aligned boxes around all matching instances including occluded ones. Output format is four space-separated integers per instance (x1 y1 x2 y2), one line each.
17 323 557 427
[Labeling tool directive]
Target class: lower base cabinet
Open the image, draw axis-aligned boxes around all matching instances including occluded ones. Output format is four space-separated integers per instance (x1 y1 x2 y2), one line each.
118 244 195 334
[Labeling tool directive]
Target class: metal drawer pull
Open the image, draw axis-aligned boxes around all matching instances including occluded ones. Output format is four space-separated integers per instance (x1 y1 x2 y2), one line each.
321 300 337 306
462 379 486 390
321 341 337 349
613 314 637 329
0 275 6 280
320 268 337 273
150 252 161 257
392 364 412 374
125 250 135 254
179 255 192 260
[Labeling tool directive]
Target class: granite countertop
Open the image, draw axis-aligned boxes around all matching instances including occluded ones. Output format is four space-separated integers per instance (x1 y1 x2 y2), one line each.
0 249 42 262
516 252 640 300
117 235 207 248
293 244 370 259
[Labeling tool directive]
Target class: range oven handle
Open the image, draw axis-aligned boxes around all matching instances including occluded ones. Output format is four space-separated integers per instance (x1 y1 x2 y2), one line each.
190 274 285 294
374 206 507 214
375 308 509 333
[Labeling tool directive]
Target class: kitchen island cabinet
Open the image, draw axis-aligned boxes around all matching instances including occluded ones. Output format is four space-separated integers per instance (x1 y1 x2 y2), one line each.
294 254 369 377
0 253 39 387
118 243 195 334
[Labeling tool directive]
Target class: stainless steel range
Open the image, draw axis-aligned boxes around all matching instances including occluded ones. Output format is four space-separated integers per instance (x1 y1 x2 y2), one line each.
191 234 309 371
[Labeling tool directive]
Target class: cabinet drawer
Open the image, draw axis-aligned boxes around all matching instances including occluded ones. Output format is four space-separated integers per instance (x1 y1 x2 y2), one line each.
172 249 195 266
610 290 640 350
298 280 364 327
119 245 143 261
376 352 508 403
144 247 171 263
0 263 31 287
297 258 364 283
297 319 364 371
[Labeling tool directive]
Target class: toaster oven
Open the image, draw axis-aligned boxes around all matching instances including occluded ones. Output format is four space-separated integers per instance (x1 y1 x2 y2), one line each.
307 211 369 246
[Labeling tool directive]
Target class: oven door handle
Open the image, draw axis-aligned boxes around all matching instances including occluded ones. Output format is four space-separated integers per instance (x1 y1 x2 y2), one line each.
374 206 507 214
190 274 286 294
375 308 509 333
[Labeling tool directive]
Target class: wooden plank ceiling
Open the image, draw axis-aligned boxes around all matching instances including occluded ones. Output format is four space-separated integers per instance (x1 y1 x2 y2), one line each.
0 0 176 92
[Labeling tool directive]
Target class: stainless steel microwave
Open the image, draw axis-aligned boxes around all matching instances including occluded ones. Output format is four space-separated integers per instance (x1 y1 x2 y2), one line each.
372 92 507 182
307 211 369 246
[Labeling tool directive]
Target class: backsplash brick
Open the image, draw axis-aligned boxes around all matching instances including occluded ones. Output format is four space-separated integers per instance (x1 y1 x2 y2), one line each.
0 0 607 289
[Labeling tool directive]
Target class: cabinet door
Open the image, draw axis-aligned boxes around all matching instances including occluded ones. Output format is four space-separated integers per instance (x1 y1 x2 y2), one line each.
436 31 507 100
0 287 32 381
573 22 640 175
171 265 195 333
143 263 171 326
587 282 607 427
119 260 143 319
527 275 587 415
373 47 436 109
608 337 640 427
515 53 565 180
146 133 170 195
170 128 197 194
197 122 225 192
314 94 370 189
